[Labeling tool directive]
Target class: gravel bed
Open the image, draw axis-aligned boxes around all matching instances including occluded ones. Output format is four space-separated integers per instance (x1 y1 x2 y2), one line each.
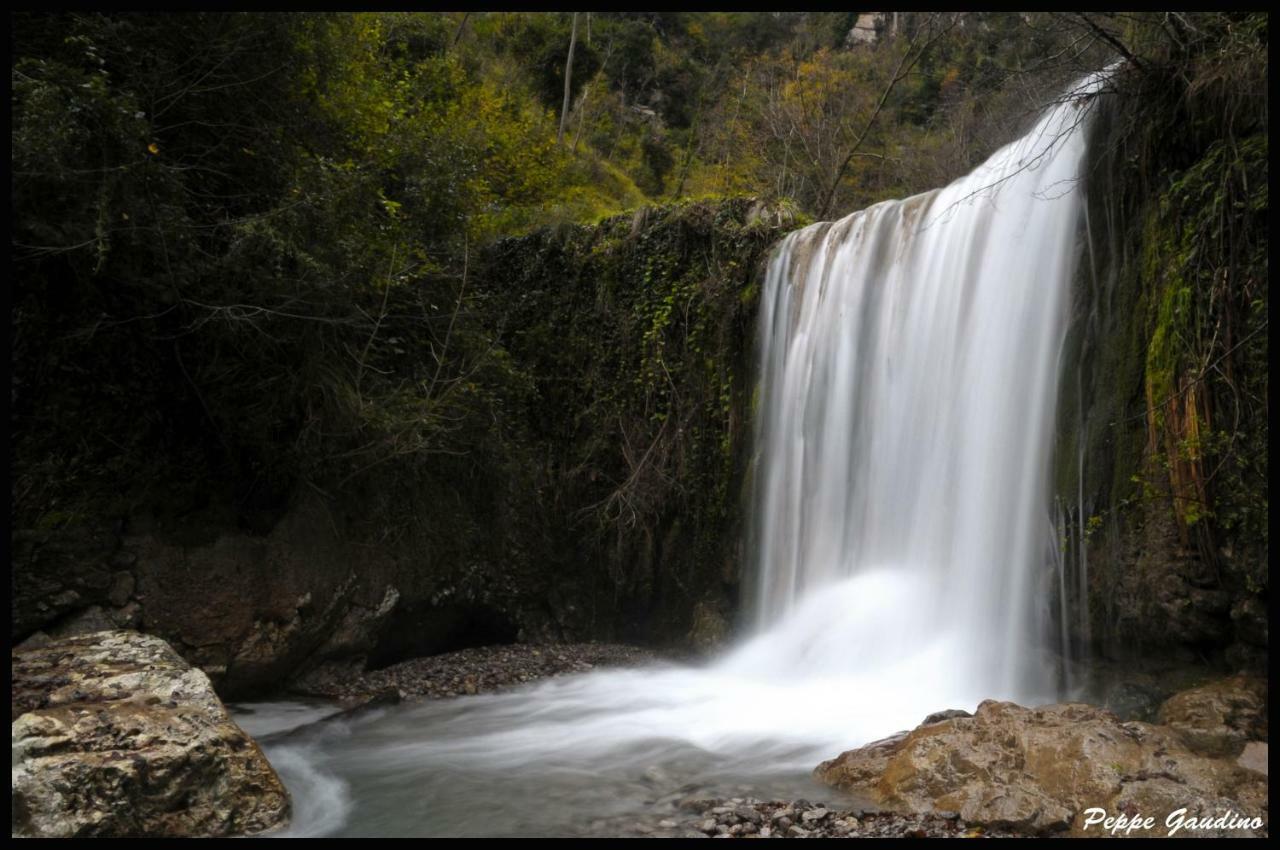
289 642 662 703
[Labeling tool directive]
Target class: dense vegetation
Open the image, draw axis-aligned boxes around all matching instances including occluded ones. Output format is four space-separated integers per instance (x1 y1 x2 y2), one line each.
11 13 1267 664
1054 13 1268 662
9 12 1090 530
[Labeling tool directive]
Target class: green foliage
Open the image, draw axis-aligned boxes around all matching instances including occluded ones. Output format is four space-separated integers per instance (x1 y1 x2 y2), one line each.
1140 132 1268 538
476 198 793 626
1057 11 1267 614
10 12 576 529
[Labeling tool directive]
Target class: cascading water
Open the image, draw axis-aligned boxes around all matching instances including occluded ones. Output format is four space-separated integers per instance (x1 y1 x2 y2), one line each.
238 70 1112 837
749 73 1105 700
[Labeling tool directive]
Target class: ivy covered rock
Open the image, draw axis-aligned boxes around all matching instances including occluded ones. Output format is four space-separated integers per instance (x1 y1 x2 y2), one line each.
1054 37 1268 667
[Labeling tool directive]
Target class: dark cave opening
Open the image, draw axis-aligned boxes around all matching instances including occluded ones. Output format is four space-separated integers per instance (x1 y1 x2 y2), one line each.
366 602 519 671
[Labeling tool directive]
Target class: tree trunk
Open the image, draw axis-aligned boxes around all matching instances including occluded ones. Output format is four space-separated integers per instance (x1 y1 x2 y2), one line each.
558 13 579 145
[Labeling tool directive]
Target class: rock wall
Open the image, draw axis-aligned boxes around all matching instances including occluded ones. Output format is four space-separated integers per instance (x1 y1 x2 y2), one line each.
11 199 795 697
1052 65 1268 671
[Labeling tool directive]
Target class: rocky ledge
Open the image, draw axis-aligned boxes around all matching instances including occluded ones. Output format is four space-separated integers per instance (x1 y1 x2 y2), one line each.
816 676 1268 838
290 642 661 703
11 630 290 838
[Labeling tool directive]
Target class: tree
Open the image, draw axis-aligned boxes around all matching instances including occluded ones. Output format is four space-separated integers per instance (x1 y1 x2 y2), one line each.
558 12 578 144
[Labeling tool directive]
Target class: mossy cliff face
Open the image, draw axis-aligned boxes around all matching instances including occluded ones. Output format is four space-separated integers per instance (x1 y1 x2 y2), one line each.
473 198 801 651
1053 60 1267 671
11 198 796 696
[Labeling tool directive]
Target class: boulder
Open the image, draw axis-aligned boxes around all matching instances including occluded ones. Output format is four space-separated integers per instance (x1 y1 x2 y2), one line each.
11 630 289 837
921 708 972 725
1100 680 1163 722
1156 674 1267 757
816 698 1267 836
1237 742 1268 776
1230 598 1268 647
687 600 731 653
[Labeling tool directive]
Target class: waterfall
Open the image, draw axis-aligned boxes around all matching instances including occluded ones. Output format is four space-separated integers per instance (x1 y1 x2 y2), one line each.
746 70 1110 702
244 70 1115 837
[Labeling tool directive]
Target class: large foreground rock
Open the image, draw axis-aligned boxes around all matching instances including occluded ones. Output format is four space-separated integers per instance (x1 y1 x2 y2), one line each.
816 695 1267 837
11 630 289 837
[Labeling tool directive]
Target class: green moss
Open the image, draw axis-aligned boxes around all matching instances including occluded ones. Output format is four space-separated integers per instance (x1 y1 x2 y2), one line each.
1056 54 1267 656
474 196 794 642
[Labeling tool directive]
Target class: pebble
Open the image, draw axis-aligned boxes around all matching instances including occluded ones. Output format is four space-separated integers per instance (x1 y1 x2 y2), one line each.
289 643 661 704
665 797 1029 839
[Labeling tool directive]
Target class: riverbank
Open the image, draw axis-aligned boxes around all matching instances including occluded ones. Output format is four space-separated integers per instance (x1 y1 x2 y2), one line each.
15 631 1267 838
601 796 1024 838
289 642 665 704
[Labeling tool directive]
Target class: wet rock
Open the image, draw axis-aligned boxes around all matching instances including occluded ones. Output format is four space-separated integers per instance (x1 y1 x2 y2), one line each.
687 600 730 654
816 698 1267 836
1231 598 1268 647
1101 680 1163 722
921 708 971 725
322 686 401 726
12 630 289 837
111 601 143 629
106 571 135 607
643 764 672 785
1156 674 1267 756
11 525 117 639
1226 641 1268 672
45 605 117 638
1159 583 1234 646
1237 742 1267 776
16 630 52 651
